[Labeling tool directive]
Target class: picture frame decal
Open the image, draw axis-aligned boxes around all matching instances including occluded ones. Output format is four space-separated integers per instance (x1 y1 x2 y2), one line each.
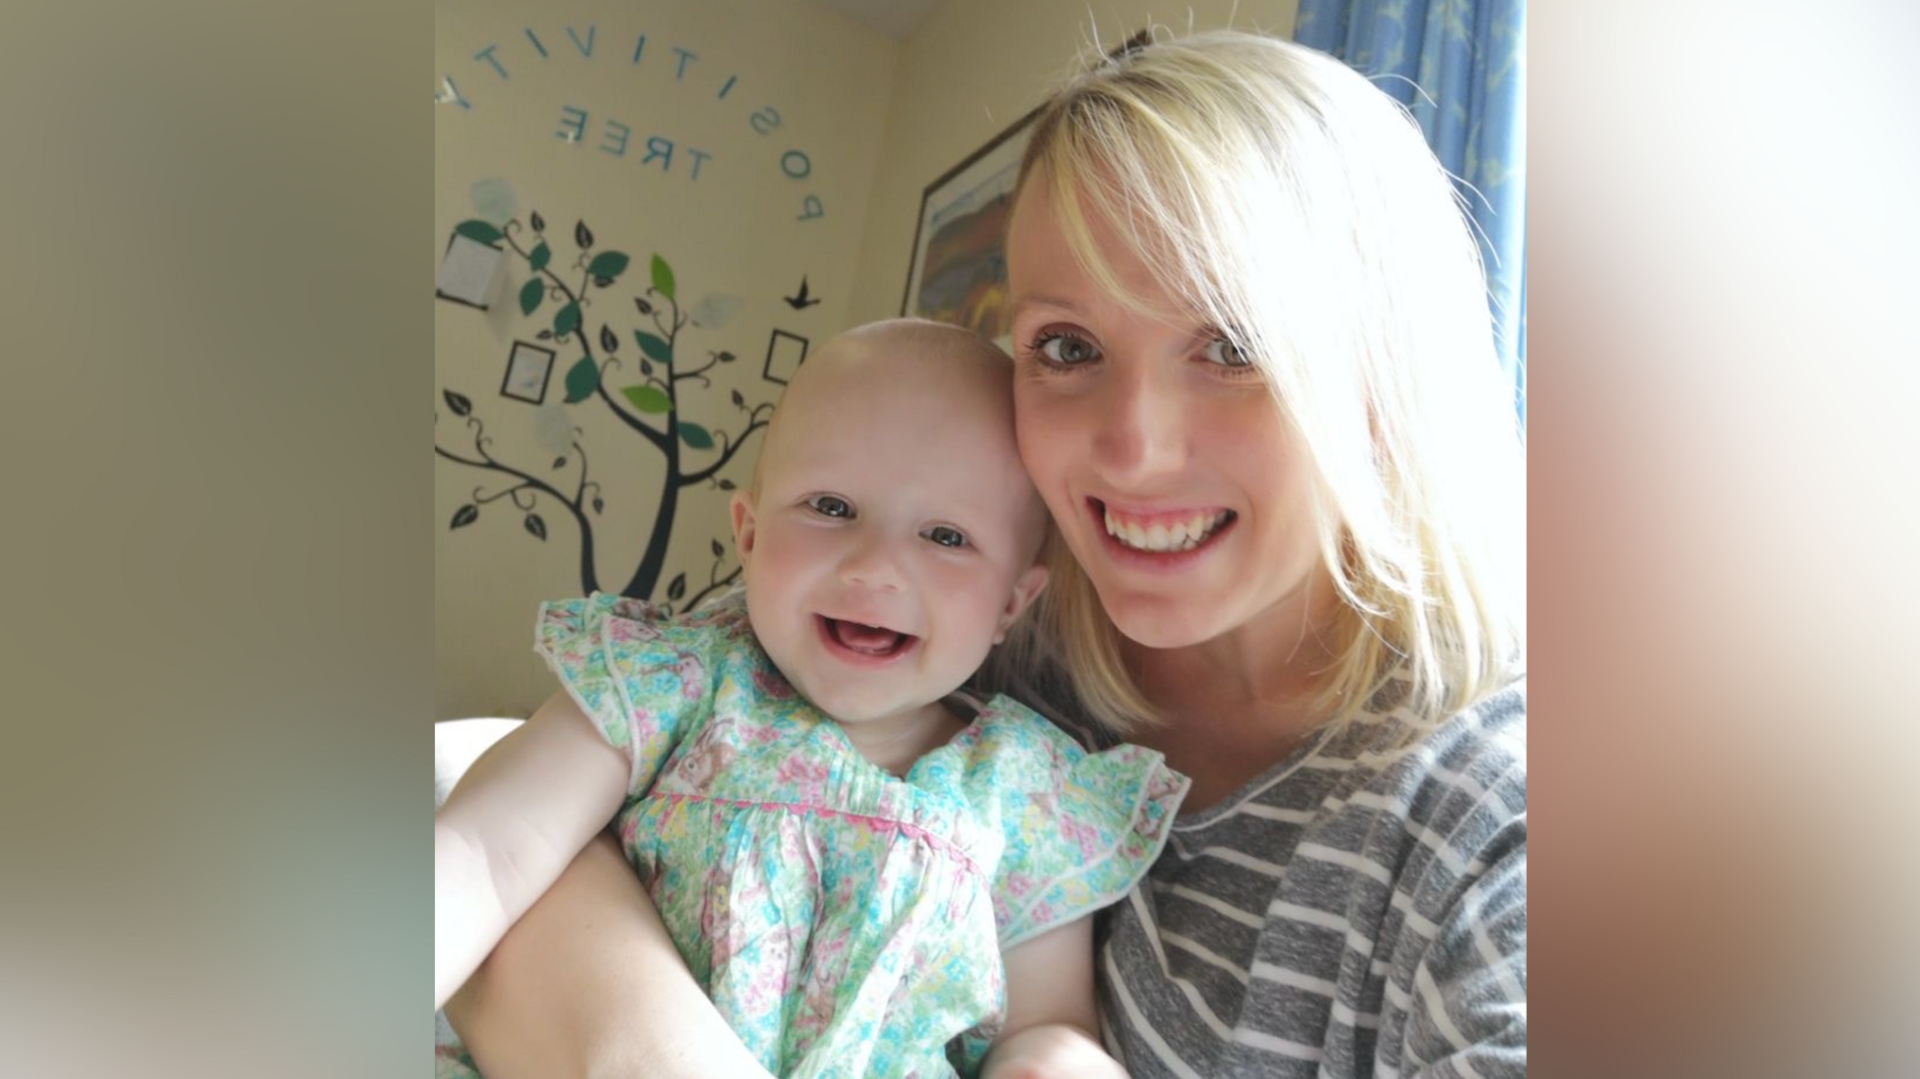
500 340 557 404
763 329 809 386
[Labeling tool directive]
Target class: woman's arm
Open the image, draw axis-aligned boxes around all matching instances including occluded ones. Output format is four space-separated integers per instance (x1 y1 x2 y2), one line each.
1402 838 1527 1078
444 831 776 1079
981 916 1127 1079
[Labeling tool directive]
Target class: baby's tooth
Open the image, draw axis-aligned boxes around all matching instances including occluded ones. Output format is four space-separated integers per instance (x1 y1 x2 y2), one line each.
1146 524 1169 550
1124 521 1148 549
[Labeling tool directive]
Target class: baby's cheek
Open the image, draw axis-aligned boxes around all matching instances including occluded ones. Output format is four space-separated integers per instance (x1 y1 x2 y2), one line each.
940 568 1016 636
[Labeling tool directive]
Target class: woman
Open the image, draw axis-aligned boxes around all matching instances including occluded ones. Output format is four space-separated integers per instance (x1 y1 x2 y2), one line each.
448 29 1525 1079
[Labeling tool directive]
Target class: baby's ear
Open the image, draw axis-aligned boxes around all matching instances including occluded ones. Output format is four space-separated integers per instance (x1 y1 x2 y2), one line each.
729 493 758 564
993 562 1050 643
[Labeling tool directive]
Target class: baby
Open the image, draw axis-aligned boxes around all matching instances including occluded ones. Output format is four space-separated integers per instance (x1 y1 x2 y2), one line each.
435 319 1188 1078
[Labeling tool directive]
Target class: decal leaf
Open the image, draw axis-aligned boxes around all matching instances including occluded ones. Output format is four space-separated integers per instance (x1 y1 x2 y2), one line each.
651 254 676 301
554 302 581 339
530 210 546 232
574 220 594 249
667 573 687 601
519 278 544 317
454 219 502 245
599 324 618 353
529 242 551 273
564 357 599 403
442 390 473 417
587 251 630 280
524 513 548 541
635 331 672 365
450 504 479 529
677 422 714 450
621 385 672 414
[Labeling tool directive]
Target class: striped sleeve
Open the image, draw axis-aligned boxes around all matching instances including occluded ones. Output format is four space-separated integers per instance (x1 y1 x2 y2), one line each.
1401 812 1526 1078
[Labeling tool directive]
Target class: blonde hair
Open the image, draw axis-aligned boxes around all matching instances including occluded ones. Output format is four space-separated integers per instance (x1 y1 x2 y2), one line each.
1018 30 1525 734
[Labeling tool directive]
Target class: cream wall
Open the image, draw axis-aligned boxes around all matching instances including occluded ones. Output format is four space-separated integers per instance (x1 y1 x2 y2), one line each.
843 0 1300 328
434 0 898 718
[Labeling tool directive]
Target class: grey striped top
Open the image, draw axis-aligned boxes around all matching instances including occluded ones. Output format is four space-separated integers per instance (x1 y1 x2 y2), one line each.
1077 676 1527 1078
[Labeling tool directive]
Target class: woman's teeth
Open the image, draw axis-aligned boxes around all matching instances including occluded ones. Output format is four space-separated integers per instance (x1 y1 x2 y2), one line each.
1103 508 1233 552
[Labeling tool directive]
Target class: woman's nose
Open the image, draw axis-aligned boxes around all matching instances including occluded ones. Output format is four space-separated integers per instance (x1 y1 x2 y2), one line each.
1091 361 1185 485
838 535 906 592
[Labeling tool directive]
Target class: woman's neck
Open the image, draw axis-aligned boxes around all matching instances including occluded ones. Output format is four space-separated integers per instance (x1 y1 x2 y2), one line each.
1123 584 1352 809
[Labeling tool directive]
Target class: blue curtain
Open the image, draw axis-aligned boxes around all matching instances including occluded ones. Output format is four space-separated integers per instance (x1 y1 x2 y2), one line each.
1295 0 1527 423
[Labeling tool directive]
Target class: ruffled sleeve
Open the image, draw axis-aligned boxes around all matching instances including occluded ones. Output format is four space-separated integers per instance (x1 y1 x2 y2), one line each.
960 697 1190 948
532 593 725 799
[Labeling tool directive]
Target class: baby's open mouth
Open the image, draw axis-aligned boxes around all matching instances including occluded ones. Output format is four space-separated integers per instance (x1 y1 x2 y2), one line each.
819 616 917 658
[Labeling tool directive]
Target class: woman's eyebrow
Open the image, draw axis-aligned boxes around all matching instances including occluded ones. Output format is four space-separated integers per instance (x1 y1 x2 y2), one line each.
1009 294 1083 317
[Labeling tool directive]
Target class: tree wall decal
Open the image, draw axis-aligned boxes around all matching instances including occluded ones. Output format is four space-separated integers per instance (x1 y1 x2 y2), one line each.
435 213 774 613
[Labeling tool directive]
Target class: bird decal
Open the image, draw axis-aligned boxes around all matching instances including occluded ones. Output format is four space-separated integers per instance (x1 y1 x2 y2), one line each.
783 275 822 310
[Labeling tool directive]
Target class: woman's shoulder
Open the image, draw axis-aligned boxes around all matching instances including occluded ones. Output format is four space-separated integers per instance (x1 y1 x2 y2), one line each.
1354 674 1525 805
1321 674 1527 875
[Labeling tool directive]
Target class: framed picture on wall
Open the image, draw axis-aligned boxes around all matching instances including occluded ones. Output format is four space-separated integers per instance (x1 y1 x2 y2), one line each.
899 105 1042 349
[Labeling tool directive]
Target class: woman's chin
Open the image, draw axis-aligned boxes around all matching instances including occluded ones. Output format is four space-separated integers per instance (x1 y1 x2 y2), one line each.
1097 590 1225 652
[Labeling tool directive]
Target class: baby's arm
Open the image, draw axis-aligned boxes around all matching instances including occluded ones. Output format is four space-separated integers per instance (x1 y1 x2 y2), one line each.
982 916 1128 1079
435 690 628 1009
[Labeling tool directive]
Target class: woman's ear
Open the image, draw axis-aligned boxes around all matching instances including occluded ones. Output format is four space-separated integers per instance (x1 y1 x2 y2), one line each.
993 562 1050 644
730 493 758 565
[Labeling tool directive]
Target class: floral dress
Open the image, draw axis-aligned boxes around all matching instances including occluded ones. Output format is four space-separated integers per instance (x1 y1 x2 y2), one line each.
436 592 1187 1079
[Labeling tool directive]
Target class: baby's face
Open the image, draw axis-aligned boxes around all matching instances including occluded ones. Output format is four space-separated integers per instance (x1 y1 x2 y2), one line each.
732 337 1046 729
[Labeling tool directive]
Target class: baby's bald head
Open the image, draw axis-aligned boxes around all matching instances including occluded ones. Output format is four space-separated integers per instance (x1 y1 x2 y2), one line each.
744 318 1047 561
756 321 1010 466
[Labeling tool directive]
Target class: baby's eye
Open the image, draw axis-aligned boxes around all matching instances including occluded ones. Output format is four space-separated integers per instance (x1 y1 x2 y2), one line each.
1035 332 1103 366
807 495 855 519
1201 337 1254 368
921 525 970 549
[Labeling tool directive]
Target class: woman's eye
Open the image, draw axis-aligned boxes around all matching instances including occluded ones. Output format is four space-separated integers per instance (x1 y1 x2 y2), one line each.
1036 332 1103 366
922 526 969 549
1201 337 1253 368
807 495 854 518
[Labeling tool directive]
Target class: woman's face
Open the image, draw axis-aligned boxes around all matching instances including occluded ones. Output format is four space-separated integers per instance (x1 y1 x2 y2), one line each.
1006 178 1330 651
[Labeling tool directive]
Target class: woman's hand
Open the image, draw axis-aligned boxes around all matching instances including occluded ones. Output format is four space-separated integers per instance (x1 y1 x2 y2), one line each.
444 831 774 1079
982 916 1128 1078
982 1021 1128 1079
